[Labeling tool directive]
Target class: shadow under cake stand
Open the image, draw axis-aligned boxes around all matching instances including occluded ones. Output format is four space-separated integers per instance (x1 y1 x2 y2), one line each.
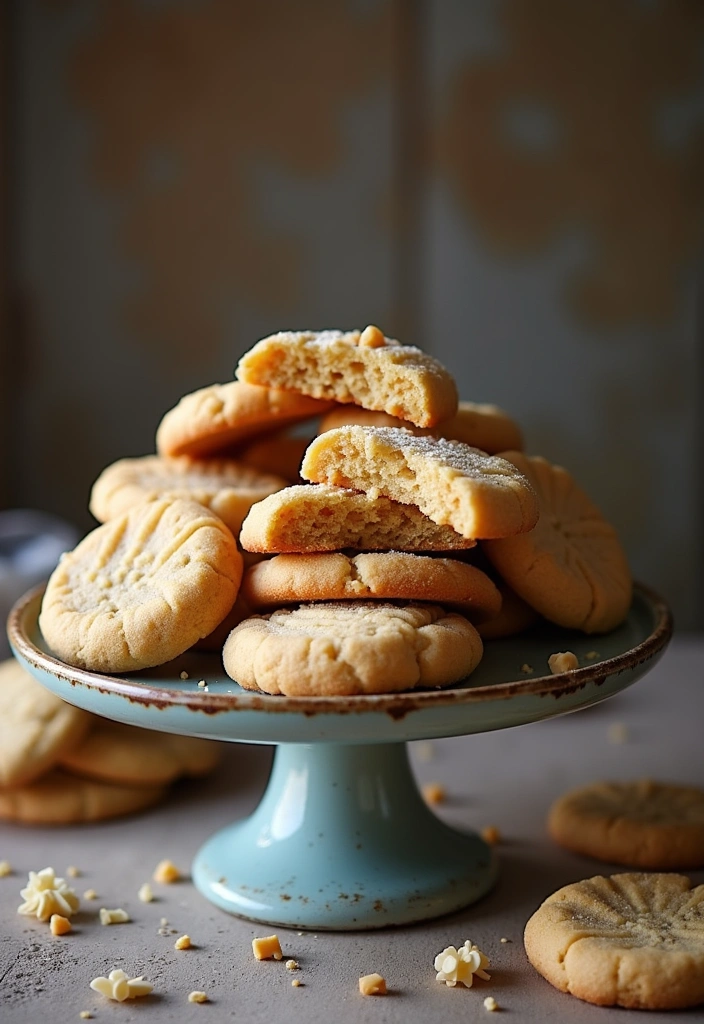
9 583 671 931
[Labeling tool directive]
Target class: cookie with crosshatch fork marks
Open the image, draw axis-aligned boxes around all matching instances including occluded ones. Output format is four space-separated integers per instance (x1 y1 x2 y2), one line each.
236 326 458 428
39 498 243 673
301 426 539 540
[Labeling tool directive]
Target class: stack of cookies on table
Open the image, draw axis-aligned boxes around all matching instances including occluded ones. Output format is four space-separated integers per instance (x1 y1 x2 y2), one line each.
0 657 220 825
34 324 632 702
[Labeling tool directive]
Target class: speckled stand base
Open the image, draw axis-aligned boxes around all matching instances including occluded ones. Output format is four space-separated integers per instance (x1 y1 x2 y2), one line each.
192 742 497 930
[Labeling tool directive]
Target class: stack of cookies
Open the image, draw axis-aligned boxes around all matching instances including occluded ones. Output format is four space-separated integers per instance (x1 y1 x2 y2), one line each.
34 324 632 700
0 658 220 825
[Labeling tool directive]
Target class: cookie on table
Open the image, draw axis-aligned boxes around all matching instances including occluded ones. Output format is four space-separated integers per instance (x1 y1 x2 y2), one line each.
548 779 704 869
301 426 539 540
0 769 165 825
318 400 523 454
236 326 458 428
482 452 632 633
0 658 91 788
524 872 704 1009
223 601 483 696
241 552 502 622
236 433 310 483
239 483 476 553
39 498 243 673
89 454 286 537
58 721 220 787
156 379 333 458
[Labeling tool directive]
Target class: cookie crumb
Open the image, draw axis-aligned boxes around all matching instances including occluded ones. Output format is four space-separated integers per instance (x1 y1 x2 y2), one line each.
608 722 629 744
79 1013 92 1019
99 907 130 925
285 959 299 970
548 651 579 674
66 866 80 878
180 671 189 679
422 782 446 805
585 650 600 661
484 995 499 1011
481 825 501 845
292 978 303 988
175 934 192 950
252 934 282 960
359 973 386 995
50 913 72 935
153 859 181 884
197 680 206 688
358 325 386 348
188 991 208 1003
138 882 154 902
83 888 98 901
0 860 12 877
500 937 510 943
520 663 533 674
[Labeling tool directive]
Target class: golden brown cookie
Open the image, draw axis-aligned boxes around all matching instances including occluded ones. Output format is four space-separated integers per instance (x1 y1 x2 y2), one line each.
223 601 483 696
0 769 166 825
89 454 286 537
156 379 332 458
482 452 632 633
236 433 310 483
58 721 220 787
239 483 476 553
548 780 704 869
475 581 539 639
0 658 91 788
39 498 243 673
524 872 704 1009
301 427 539 540
236 327 458 428
241 552 501 622
318 400 523 454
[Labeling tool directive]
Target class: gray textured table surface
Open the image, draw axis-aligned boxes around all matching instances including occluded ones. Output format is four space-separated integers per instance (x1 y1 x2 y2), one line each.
1 636 702 1022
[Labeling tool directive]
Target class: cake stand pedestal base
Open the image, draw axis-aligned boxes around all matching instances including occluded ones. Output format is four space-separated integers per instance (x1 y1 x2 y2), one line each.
192 741 496 930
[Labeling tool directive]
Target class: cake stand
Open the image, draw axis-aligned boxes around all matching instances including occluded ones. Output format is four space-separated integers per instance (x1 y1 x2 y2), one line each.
8 583 671 931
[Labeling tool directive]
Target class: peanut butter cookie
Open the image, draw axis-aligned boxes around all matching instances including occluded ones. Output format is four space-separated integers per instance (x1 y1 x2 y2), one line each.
39 498 243 672
236 327 458 428
0 769 165 825
223 601 483 696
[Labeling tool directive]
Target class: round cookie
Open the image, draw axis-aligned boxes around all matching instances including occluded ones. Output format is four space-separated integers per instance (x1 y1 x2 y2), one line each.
0 769 166 825
58 721 220 787
241 552 502 622
156 379 332 459
482 452 632 633
236 433 310 483
524 872 704 1009
223 601 483 696
0 658 91 787
548 779 704 869
318 400 523 454
236 327 458 428
301 426 539 540
476 581 539 639
240 483 476 553
89 454 286 537
39 498 243 673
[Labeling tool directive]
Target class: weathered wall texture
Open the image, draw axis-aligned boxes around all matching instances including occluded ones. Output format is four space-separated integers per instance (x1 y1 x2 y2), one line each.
4 0 704 625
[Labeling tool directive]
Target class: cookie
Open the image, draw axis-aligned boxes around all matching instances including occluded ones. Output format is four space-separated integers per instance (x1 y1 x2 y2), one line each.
236 327 458 428
475 581 539 639
156 379 332 458
548 779 704 869
524 872 704 1009
39 498 243 673
192 591 254 651
58 721 220 787
223 601 483 696
482 452 632 633
0 769 165 825
89 454 286 537
318 400 523 454
0 658 91 788
301 427 539 540
239 483 476 553
241 552 502 622
236 433 310 483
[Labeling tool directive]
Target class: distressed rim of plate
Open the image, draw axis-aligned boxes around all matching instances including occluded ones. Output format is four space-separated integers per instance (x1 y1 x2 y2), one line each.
8 581 672 717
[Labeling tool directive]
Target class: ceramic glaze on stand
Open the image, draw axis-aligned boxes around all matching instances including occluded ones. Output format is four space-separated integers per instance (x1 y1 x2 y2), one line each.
9 584 671 930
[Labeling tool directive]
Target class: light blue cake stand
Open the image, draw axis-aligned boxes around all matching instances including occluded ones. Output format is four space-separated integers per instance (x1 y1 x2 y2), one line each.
8 583 671 931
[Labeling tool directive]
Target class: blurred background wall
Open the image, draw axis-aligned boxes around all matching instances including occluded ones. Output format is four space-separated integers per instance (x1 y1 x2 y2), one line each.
2 0 703 626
